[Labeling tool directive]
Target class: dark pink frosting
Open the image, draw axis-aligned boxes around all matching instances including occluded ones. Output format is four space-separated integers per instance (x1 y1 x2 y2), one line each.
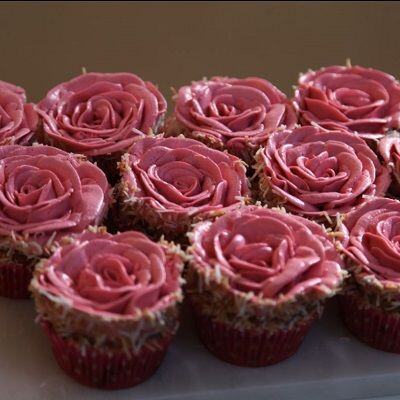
36 230 181 316
342 197 400 284
191 206 343 300
123 136 250 217
37 73 167 156
258 126 390 217
174 76 296 156
294 65 400 140
378 131 400 188
0 145 109 246
0 80 38 145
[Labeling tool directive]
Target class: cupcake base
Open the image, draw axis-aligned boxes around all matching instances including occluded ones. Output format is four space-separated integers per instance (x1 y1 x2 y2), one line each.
0 261 33 299
41 321 173 390
192 307 315 367
340 292 400 353
115 194 194 244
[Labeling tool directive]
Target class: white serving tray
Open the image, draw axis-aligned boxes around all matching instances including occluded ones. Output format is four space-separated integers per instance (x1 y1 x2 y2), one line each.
1 298 399 400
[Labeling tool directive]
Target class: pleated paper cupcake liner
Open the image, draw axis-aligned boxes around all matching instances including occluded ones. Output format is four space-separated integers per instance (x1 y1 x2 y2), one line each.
0 261 33 299
192 307 315 367
41 321 173 390
340 292 400 353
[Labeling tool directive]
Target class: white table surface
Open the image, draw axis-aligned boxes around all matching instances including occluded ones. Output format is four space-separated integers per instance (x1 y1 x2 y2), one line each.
1 297 400 400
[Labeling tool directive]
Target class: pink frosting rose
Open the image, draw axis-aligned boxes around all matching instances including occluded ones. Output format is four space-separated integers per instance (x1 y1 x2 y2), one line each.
37 72 167 156
35 230 181 316
171 76 296 160
342 197 400 284
257 126 390 218
190 206 343 300
0 145 109 248
294 65 400 140
0 80 38 145
121 136 250 223
378 131 400 192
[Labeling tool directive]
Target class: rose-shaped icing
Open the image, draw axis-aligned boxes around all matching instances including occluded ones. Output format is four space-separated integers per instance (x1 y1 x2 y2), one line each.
342 197 400 285
256 126 390 218
169 76 296 160
294 65 400 140
0 145 109 249
378 131 400 191
37 72 167 157
0 80 38 145
190 206 343 301
35 231 181 316
120 136 250 230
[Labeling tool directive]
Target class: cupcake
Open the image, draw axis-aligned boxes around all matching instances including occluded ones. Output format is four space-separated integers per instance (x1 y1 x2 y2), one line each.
0 80 38 145
294 64 400 141
339 197 400 353
187 206 344 367
0 145 110 298
36 72 167 182
255 126 390 227
378 131 400 196
30 229 184 389
165 76 296 164
117 135 251 241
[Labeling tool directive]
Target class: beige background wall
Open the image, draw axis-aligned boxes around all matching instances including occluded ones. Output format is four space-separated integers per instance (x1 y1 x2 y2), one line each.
0 2 399 105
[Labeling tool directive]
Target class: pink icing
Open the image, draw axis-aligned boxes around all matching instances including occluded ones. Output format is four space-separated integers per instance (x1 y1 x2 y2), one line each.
0 80 38 145
123 136 250 217
378 131 400 189
258 126 390 217
37 72 167 157
174 76 296 157
0 145 109 246
342 197 400 283
294 65 400 140
191 206 343 300
36 230 181 316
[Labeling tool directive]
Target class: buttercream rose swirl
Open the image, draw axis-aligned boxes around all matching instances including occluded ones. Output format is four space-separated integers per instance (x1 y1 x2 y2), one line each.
37 72 167 156
256 126 390 219
0 80 38 145
342 197 400 283
378 131 400 191
0 145 109 246
168 76 296 160
120 136 249 224
37 231 180 315
191 207 343 301
294 65 400 140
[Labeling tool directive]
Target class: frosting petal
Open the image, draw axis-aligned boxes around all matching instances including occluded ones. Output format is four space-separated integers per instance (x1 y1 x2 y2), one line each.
190 206 343 301
378 131 400 191
343 197 400 285
35 230 181 317
294 65 400 140
0 80 38 145
172 76 296 159
0 145 109 248
37 72 167 157
257 126 390 218
122 136 250 218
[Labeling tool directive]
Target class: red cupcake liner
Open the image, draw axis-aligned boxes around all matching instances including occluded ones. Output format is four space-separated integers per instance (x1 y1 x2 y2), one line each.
192 306 315 367
0 261 33 299
41 321 173 390
340 292 400 353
